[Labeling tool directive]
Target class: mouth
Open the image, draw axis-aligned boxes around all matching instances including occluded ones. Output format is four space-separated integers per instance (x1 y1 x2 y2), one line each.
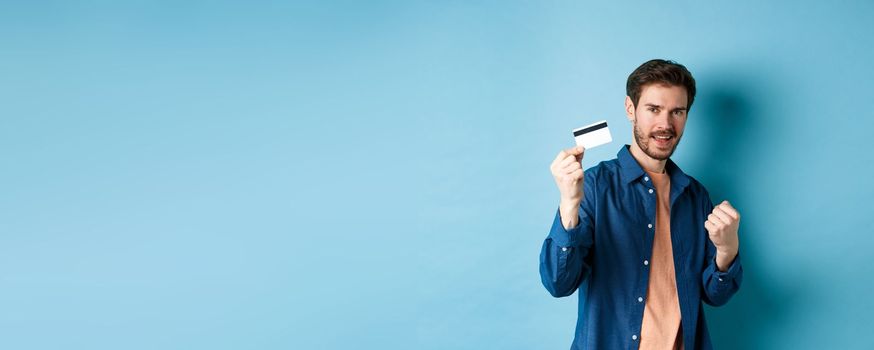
651 134 674 148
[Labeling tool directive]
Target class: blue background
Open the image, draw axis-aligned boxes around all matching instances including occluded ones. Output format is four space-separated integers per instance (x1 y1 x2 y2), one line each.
2 1 873 349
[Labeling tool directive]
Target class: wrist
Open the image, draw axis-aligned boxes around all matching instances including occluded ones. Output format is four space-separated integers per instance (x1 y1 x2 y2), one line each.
559 196 581 208
559 199 580 217
715 249 737 272
558 199 580 230
716 247 738 258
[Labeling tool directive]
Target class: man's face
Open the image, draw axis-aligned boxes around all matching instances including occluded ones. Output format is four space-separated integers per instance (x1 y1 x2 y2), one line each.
625 83 689 160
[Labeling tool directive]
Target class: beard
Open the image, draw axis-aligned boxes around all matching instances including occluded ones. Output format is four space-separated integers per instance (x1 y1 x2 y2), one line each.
632 117 682 161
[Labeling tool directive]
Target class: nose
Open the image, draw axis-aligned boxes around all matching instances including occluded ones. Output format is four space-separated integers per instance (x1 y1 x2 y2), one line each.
653 110 671 130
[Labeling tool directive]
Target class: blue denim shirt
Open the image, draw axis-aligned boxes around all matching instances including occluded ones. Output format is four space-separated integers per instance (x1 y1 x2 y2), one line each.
540 145 743 350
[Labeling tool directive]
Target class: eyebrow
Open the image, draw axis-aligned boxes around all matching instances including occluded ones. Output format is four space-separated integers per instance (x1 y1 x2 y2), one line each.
644 103 687 112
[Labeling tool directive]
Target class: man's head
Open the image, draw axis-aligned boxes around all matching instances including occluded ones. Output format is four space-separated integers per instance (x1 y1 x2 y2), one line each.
624 59 696 161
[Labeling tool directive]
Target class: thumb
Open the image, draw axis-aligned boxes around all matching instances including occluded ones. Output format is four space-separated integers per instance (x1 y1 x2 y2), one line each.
574 146 585 161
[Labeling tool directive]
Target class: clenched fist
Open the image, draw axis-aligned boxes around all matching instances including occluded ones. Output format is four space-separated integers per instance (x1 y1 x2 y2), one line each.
550 146 585 229
705 200 741 271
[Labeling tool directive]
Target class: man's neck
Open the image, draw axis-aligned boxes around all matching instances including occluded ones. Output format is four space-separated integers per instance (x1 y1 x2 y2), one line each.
629 142 667 174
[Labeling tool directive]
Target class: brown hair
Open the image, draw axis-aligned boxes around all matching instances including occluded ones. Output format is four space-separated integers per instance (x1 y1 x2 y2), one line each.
626 59 696 111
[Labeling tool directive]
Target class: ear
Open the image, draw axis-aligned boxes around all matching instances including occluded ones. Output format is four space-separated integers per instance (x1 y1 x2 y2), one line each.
624 96 635 122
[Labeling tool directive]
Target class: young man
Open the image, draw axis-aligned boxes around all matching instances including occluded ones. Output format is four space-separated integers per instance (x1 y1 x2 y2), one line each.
540 59 742 350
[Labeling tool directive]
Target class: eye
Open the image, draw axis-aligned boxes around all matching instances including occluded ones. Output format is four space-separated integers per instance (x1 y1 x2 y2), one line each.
648 107 658 113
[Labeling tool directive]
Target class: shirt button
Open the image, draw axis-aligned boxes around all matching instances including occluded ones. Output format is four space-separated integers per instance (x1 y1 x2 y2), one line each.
561 247 568 252
644 260 649 266
632 335 638 341
718 277 724 282
644 176 649 182
648 189 654 194
638 297 644 302
647 223 653 229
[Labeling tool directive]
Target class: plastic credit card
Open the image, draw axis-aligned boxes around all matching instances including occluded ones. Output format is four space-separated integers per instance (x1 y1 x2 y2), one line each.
573 120 612 149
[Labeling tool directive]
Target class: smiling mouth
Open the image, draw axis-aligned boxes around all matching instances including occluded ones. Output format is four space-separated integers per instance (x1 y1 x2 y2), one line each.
651 134 674 145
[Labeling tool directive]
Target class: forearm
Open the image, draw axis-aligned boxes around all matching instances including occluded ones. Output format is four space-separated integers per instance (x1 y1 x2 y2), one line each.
559 198 580 230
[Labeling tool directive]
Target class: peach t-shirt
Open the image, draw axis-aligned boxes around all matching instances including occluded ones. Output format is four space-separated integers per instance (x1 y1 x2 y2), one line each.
639 169 683 350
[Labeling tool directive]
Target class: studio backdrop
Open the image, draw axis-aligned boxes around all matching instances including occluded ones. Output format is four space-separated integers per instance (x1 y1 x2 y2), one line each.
1 1 872 349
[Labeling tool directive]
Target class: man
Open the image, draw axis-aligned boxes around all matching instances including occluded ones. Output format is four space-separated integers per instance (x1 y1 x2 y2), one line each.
540 59 742 349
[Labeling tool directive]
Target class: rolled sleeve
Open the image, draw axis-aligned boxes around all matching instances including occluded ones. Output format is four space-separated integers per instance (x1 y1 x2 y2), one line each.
548 207 588 248
702 251 743 306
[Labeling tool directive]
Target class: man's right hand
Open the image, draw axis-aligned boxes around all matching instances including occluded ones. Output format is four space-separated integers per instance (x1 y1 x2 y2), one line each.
550 146 585 230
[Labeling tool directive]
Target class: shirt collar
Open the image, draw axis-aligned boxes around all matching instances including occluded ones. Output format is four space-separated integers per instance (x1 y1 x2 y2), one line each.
617 144 690 189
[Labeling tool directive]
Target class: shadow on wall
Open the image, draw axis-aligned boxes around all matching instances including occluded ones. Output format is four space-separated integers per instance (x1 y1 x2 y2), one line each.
690 70 802 349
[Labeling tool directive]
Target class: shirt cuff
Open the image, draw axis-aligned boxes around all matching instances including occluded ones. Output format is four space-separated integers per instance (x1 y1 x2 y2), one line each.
712 252 742 283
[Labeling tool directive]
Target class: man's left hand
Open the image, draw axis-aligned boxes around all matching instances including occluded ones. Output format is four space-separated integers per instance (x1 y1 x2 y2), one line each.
705 200 740 271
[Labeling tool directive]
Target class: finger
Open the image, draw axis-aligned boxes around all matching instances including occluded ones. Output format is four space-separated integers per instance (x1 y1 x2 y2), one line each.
561 161 582 174
563 167 581 177
704 220 716 232
712 207 734 225
569 169 583 180
708 213 728 226
555 147 583 165
564 146 585 156
574 149 585 162
553 149 571 165
719 201 740 220
551 154 573 172
558 154 579 169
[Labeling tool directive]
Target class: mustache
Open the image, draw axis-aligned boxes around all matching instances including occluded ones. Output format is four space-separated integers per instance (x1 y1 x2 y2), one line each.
650 129 676 137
